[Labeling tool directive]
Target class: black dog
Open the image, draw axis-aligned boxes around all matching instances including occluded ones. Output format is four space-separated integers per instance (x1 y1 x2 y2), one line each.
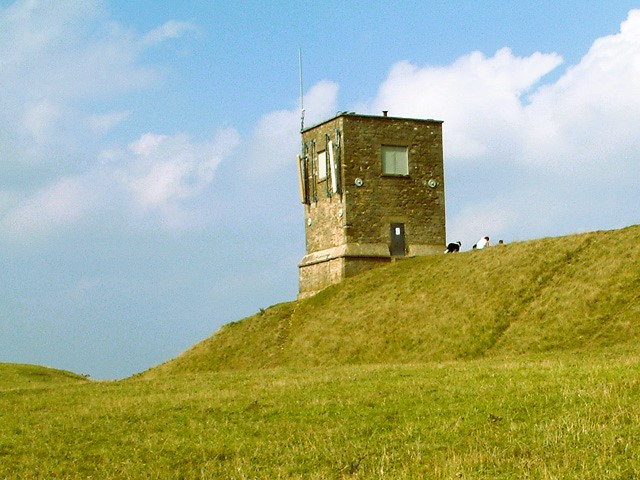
444 241 461 253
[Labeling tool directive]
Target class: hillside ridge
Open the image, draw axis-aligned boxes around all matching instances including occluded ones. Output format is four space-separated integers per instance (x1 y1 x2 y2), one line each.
144 225 640 377
0 363 89 390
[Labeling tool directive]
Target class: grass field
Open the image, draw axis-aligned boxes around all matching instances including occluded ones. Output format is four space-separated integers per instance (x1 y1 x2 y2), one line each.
2 353 640 478
147 225 640 376
2 225 640 478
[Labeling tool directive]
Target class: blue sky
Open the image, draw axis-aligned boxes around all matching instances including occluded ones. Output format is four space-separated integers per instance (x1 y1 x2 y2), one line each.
1 1 639 379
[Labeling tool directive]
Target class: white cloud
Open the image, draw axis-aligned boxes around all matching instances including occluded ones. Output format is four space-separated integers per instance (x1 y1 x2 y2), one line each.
120 129 239 220
1 129 240 237
368 9 640 246
368 48 563 160
522 9 640 176
2 40 336 238
142 20 199 46
113 128 239 229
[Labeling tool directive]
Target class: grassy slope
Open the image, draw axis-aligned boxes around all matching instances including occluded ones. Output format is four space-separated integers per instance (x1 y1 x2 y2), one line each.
3 355 640 478
3 225 640 478
145 225 640 376
0 363 88 390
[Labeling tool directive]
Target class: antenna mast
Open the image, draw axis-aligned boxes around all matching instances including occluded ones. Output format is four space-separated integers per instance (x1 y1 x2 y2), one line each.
298 48 305 132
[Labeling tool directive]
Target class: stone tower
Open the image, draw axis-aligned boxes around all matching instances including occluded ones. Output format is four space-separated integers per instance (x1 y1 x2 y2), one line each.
297 112 445 298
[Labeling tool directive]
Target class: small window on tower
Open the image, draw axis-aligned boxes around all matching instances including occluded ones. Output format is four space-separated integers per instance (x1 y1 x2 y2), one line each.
317 151 327 180
381 145 409 176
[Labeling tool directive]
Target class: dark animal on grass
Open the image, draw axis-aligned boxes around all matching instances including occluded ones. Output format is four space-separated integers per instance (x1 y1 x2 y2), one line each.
444 241 462 253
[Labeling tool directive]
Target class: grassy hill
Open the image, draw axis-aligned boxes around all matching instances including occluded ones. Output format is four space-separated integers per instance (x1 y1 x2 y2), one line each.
0 363 88 390
145 224 640 377
3 225 640 479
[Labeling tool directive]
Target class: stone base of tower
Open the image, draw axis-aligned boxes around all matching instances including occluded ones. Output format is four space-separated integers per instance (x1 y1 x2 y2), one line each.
297 242 441 299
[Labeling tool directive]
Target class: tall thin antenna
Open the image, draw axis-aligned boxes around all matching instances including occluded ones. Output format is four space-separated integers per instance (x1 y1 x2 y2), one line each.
298 48 305 132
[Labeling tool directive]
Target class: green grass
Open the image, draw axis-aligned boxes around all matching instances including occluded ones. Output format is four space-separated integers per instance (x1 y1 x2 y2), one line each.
3 225 640 478
2 353 640 478
0 363 88 390
147 225 640 376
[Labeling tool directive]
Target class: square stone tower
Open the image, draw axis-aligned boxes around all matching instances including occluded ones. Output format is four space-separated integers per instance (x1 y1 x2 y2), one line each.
297 112 445 298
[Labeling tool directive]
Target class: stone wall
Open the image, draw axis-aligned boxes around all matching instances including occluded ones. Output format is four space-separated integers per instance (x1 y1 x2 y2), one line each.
300 116 347 254
298 113 445 297
341 115 445 247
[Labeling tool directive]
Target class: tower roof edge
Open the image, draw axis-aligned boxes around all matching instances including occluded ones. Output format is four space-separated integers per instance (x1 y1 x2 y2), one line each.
301 112 443 133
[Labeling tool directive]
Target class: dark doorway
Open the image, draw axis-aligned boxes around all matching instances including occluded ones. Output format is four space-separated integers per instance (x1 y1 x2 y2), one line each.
389 223 406 256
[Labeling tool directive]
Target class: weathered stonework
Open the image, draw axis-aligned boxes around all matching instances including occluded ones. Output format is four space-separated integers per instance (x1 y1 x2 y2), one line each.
298 113 445 298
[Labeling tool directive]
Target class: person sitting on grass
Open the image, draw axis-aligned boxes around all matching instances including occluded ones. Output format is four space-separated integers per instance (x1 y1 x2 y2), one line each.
475 236 490 250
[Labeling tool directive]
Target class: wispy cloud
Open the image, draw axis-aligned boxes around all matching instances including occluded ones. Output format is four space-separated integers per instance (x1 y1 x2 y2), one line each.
89 111 131 134
142 20 199 46
0 0 217 236
0 0 194 165
118 129 240 228
1 128 240 237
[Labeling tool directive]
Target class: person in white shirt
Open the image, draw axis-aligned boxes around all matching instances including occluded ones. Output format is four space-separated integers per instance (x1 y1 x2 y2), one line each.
475 236 490 249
